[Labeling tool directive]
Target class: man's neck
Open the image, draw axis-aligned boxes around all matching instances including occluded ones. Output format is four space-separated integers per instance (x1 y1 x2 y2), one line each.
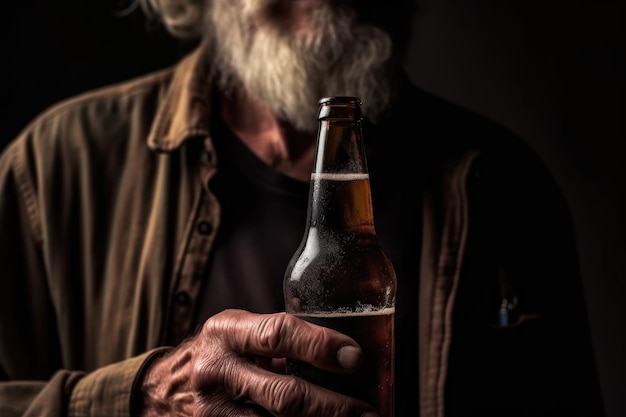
220 89 317 182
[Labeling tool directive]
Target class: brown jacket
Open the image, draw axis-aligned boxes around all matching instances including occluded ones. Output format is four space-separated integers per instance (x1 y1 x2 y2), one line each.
0 46 604 416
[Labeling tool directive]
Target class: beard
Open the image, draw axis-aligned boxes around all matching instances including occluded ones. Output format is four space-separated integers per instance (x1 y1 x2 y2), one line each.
204 0 394 132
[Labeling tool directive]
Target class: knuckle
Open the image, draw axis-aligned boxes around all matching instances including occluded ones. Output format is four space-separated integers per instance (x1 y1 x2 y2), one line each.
263 376 307 416
191 355 217 389
201 310 228 336
191 348 235 390
200 317 218 338
257 313 290 352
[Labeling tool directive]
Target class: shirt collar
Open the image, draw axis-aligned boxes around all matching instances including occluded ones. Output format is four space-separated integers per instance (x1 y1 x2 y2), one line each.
147 44 214 152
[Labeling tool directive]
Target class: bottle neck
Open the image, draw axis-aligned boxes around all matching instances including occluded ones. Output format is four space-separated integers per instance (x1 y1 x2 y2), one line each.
306 119 375 232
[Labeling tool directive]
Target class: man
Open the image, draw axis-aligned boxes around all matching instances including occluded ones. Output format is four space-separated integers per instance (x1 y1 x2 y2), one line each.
0 1 605 416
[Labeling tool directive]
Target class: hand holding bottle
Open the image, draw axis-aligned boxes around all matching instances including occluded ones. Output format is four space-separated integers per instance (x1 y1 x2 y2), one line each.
138 309 379 417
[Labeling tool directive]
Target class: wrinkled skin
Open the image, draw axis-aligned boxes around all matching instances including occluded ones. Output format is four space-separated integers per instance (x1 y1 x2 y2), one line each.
140 309 375 417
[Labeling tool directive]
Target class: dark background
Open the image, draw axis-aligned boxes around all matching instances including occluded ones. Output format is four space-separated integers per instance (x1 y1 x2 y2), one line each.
1 1 623 416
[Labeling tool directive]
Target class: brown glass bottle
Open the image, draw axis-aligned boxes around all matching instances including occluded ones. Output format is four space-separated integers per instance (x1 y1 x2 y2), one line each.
283 97 396 417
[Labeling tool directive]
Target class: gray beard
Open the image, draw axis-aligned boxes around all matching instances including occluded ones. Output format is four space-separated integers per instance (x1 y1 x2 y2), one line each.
205 0 393 132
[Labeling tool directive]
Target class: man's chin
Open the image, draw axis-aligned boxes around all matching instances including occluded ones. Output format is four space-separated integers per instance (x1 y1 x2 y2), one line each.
209 0 393 129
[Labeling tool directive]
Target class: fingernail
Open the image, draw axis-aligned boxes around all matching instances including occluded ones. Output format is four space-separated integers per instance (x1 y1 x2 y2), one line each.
337 345 361 369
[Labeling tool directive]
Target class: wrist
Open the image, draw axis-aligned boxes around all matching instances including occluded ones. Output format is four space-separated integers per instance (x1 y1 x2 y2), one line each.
134 343 195 417
130 347 174 417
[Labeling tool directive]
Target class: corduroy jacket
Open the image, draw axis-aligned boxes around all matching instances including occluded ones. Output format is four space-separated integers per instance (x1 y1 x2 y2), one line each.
0 46 605 417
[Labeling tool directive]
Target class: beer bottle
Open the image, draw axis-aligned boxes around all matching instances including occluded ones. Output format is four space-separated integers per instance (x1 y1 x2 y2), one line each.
283 96 396 417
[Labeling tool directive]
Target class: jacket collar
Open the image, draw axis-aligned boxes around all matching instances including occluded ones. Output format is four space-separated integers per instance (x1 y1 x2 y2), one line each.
147 44 214 152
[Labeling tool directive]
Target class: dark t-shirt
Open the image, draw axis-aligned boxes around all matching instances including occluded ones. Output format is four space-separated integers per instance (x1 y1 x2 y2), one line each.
194 116 422 415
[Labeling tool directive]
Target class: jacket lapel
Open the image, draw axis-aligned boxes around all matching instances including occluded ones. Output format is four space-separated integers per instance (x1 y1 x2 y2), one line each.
419 149 480 417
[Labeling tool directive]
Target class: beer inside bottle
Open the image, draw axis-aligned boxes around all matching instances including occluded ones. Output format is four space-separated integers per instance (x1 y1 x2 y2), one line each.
284 97 396 417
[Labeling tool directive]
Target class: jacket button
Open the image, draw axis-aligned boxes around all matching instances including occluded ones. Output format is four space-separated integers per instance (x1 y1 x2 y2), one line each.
174 291 191 306
196 220 213 235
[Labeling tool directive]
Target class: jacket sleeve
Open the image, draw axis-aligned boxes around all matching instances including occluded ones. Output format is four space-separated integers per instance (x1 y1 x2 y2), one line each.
0 139 170 417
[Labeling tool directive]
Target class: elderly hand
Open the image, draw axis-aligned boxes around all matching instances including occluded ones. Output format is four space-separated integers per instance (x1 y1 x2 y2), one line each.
138 309 376 417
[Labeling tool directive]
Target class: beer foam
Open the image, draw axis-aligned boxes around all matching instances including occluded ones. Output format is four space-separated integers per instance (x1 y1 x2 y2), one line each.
294 306 395 318
311 173 369 181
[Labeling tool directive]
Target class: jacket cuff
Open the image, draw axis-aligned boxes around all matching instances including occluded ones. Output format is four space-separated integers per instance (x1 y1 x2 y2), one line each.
68 347 174 417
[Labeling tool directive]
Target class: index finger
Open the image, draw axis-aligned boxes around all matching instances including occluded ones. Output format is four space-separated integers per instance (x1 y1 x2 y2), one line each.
206 309 362 373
